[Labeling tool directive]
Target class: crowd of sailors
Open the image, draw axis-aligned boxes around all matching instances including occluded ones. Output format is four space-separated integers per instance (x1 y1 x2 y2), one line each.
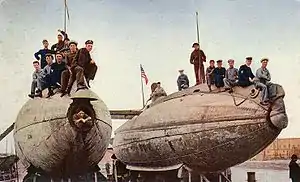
29 29 97 98
30 31 272 107
174 42 272 105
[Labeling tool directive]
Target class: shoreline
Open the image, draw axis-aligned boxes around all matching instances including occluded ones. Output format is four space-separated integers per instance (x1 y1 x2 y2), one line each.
236 160 290 171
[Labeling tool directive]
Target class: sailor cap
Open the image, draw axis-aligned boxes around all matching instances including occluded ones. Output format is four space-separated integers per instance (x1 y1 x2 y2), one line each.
192 42 199 47
260 58 269 63
69 41 78 46
85 40 94 45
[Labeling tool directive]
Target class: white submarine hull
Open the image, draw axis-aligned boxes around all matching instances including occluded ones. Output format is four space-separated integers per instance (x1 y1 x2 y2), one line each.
113 84 288 172
13 89 112 177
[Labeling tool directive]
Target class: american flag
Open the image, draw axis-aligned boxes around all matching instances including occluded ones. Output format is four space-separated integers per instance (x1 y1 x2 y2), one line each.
140 64 148 85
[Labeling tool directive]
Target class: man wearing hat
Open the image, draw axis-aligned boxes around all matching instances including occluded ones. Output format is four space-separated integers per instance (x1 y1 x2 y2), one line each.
28 61 44 98
223 59 238 91
189 42 206 85
150 82 167 102
60 47 70 60
237 57 255 87
289 154 300 182
37 53 55 98
71 40 98 90
254 58 272 105
51 29 69 53
177 69 189 91
50 52 66 90
60 41 79 96
206 60 215 92
34 39 56 69
212 60 226 91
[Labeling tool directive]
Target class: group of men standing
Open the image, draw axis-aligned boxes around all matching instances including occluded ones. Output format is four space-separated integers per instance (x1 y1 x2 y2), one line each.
152 41 273 105
29 30 98 98
185 42 273 105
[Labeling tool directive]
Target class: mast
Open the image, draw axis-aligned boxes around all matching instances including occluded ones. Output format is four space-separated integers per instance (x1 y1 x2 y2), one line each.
195 11 200 44
63 0 70 32
140 64 146 108
64 5 66 32
195 11 204 84
5 138 7 154
140 74 145 107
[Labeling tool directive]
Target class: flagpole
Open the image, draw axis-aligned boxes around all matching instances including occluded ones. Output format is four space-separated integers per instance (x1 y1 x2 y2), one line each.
140 65 146 108
195 11 200 44
64 0 67 32
196 11 204 84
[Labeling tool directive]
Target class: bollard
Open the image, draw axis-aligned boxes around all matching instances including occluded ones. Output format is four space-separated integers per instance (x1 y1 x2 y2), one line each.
247 172 256 182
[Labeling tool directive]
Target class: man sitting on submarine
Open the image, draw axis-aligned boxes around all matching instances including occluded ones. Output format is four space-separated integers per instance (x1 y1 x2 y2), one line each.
206 59 215 92
149 82 167 102
253 58 272 105
212 60 226 92
41 54 55 98
70 40 98 91
223 59 239 92
237 56 255 87
60 40 79 97
28 61 44 98
177 69 189 91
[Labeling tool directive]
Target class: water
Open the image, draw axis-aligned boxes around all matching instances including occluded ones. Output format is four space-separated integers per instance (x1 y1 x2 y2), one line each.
232 167 289 182
98 164 290 182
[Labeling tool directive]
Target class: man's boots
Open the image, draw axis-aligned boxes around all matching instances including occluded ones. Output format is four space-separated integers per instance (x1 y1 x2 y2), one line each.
35 89 42 98
86 78 91 88
28 93 35 99
46 88 54 98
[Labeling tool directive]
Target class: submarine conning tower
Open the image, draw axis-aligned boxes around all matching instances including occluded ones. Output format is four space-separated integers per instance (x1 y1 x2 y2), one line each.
13 88 112 179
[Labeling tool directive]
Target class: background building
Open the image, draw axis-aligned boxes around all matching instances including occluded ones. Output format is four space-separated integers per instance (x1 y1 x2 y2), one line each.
252 138 300 160
0 154 19 182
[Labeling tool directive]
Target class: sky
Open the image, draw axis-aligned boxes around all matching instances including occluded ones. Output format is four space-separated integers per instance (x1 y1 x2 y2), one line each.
0 0 299 152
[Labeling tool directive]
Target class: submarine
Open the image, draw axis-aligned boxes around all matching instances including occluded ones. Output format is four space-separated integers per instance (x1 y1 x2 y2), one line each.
13 89 112 178
113 83 288 172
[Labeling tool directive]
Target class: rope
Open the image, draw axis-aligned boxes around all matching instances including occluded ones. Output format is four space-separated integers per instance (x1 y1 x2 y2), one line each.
143 87 275 113
230 93 249 107
140 100 151 111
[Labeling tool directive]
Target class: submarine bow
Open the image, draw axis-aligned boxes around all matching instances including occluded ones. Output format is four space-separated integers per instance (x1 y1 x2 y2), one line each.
13 89 112 177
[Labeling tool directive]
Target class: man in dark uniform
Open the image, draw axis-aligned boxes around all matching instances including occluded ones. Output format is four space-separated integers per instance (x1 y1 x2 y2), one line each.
34 39 55 69
206 60 215 92
213 60 226 91
51 33 65 53
177 69 189 91
70 40 98 91
50 30 69 52
189 42 206 85
60 41 79 97
238 57 255 87
50 52 66 92
289 154 300 182
81 40 98 87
